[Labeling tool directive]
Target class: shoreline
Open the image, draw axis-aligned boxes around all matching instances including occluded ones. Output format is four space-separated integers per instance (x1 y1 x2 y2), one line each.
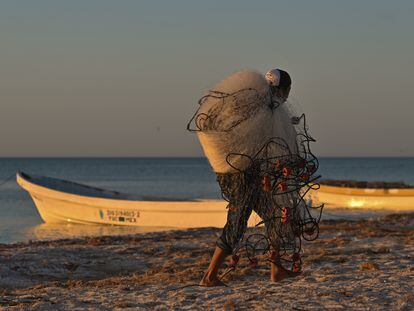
2 207 407 245
0 213 413 310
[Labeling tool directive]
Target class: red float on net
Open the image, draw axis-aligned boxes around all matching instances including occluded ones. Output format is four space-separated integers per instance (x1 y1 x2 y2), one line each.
281 207 288 224
278 181 287 192
283 166 292 177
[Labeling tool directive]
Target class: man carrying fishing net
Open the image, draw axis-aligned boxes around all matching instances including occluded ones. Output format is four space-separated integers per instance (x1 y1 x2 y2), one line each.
187 68 322 286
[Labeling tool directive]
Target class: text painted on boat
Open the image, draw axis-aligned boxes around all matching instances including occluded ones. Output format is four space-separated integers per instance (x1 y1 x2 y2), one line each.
100 209 140 223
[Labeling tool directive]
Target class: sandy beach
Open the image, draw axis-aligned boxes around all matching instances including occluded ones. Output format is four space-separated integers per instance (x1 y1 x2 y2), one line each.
0 212 413 310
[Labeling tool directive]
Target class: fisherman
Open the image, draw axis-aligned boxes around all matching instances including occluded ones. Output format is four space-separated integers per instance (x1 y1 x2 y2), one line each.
190 68 298 286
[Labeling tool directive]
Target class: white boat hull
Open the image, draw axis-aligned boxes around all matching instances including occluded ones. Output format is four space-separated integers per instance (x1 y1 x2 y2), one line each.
17 172 261 228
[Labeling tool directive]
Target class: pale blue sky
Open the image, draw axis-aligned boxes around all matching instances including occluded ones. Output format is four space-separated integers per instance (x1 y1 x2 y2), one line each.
1 1 413 157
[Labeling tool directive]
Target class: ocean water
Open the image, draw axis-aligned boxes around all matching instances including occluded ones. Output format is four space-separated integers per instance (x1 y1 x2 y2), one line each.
0 157 413 244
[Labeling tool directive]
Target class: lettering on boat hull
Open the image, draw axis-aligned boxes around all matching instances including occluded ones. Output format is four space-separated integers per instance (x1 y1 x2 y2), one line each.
100 209 140 223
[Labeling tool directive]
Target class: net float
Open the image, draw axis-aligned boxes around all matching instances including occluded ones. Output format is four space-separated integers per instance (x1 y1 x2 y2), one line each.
281 207 288 223
278 181 287 192
283 166 292 177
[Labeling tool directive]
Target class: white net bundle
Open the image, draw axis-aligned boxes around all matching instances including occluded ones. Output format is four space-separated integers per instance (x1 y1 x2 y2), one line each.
189 70 300 173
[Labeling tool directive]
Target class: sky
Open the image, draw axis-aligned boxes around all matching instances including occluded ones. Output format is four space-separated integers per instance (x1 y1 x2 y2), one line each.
1 0 413 157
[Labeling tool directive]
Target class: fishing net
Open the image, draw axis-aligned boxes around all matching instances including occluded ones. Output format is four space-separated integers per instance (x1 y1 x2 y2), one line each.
187 70 323 273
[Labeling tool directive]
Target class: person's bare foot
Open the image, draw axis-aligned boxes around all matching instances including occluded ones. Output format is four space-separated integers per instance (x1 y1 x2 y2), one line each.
270 264 301 282
199 273 227 287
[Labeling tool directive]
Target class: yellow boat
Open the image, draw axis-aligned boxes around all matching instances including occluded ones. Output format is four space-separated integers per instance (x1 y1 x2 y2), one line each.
308 182 414 211
16 171 260 228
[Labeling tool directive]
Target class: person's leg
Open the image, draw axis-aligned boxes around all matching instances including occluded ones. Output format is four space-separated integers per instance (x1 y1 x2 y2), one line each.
268 193 303 281
200 172 253 286
253 195 292 282
199 203 253 286
269 249 291 282
199 246 230 286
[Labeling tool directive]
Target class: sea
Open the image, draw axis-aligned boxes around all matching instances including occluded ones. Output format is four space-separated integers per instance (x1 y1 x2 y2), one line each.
0 157 413 244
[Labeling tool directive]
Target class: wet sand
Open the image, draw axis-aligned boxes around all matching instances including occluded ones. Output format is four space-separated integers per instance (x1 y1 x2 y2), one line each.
0 213 413 310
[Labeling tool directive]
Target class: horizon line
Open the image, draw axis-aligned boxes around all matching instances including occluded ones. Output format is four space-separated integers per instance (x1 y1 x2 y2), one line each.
0 155 413 159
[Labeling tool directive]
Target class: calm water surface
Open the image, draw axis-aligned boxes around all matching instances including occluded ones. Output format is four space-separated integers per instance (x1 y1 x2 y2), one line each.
0 157 413 244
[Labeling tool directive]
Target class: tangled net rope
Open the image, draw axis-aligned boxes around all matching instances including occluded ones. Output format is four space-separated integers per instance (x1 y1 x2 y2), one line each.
188 85 323 276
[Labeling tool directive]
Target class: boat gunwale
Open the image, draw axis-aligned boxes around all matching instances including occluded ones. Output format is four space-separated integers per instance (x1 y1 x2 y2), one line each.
319 184 414 197
16 171 202 203
16 172 227 213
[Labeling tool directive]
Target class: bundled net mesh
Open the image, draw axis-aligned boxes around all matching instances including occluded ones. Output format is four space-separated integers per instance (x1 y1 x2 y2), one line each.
187 70 323 273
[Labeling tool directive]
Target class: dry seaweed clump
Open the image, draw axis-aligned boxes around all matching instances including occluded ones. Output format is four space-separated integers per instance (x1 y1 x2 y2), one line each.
360 262 380 270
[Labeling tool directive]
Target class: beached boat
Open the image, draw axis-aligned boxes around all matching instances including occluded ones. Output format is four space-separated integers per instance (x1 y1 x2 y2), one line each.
308 180 414 211
16 172 414 228
16 172 261 228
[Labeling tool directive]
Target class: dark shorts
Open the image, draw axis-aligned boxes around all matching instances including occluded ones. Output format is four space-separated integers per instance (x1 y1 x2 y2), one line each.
215 169 281 254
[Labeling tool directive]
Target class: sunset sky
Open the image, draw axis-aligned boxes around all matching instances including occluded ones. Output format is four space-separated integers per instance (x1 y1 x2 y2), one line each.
1 1 413 157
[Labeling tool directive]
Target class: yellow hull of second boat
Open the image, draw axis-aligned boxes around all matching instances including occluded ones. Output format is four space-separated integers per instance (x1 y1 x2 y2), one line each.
308 184 414 211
